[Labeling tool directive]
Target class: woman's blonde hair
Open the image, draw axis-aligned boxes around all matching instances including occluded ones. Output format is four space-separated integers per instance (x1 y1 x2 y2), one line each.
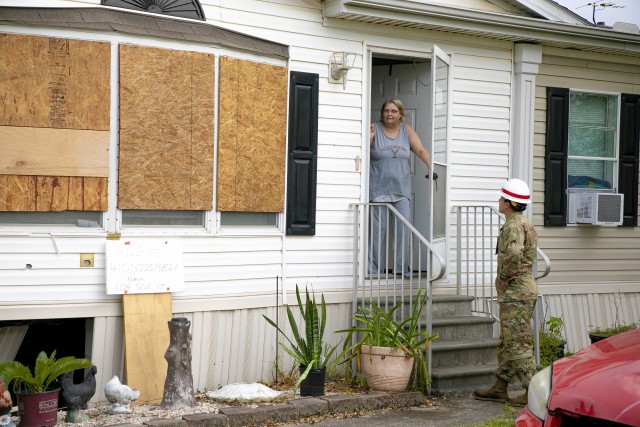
379 98 406 122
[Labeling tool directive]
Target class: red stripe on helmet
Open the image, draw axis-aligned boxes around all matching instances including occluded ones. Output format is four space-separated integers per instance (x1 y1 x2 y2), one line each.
502 188 530 200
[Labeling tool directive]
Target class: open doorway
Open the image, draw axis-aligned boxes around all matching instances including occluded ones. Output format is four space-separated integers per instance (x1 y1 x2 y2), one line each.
369 52 449 274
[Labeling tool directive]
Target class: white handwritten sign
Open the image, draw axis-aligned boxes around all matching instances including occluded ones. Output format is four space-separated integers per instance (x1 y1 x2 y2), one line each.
105 239 185 295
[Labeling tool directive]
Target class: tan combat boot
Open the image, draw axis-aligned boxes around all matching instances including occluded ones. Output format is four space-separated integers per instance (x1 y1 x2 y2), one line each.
509 388 528 407
473 376 509 403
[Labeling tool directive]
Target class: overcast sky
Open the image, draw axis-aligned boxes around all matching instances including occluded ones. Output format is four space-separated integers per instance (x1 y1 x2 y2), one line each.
552 0 640 27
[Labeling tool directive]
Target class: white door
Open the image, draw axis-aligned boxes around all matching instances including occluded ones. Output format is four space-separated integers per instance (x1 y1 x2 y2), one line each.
370 47 450 275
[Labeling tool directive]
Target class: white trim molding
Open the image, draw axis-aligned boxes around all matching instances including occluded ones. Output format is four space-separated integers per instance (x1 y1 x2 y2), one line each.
511 43 542 204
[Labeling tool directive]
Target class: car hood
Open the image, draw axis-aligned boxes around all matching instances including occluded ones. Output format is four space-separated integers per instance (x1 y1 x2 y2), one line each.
548 329 640 425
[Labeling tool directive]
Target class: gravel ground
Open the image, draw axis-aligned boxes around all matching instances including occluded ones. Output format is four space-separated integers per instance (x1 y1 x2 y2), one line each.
53 395 229 426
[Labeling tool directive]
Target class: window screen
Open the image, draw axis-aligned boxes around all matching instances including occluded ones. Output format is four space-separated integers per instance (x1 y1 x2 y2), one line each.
0 211 103 227
220 212 278 227
121 210 205 227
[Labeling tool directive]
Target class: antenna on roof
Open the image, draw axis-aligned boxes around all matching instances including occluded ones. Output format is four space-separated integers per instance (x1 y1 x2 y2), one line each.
577 2 625 25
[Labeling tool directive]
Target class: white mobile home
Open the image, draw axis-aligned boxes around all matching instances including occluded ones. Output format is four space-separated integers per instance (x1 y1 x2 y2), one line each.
0 0 639 402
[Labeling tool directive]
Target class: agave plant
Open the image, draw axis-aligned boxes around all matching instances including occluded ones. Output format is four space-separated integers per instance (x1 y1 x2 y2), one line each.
0 350 92 394
263 284 338 393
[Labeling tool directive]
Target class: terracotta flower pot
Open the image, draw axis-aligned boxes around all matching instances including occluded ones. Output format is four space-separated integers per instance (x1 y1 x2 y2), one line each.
360 345 414 392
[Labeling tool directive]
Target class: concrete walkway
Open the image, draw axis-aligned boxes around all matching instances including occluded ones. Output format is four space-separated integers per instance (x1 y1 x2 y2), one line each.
283 392 520 427
109 390 522 426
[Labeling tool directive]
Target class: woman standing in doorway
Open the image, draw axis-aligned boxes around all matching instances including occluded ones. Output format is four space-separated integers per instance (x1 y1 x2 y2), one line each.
369 97 431 277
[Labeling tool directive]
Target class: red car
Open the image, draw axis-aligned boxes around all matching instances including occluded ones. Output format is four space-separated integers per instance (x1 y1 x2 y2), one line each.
516 328 640 427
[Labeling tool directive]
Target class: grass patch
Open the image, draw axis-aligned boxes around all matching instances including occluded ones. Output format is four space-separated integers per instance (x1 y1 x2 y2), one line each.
467 404 519 426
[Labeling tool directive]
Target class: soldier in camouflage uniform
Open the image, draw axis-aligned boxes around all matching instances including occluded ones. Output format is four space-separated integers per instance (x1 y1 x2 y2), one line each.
474 178 538 407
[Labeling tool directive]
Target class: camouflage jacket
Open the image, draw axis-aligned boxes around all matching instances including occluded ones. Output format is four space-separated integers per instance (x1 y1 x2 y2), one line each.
496 212 538 302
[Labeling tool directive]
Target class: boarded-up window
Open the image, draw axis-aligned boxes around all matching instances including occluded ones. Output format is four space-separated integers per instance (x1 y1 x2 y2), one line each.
217 57 288 212
118 44 215 210
0 34 110 212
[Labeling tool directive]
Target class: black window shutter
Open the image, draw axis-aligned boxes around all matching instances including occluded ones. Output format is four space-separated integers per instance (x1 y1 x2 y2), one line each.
544 87 569 226
286 71 319 236
619 93 640 227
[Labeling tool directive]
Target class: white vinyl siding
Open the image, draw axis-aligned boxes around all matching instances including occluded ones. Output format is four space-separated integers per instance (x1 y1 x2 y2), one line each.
2 0 640 403
534 47 640 287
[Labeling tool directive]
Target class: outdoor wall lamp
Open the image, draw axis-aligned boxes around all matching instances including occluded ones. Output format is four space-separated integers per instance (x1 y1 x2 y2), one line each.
329 52 357 89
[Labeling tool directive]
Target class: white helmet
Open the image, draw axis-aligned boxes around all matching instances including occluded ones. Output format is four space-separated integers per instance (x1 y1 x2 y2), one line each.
498 178 531 204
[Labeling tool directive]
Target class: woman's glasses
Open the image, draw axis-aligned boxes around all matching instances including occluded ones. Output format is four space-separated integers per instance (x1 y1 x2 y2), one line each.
383 109 399 114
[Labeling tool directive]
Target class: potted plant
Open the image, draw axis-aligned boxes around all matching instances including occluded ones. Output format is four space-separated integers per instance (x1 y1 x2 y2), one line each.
588 322 637 344
538 316 566 367
263 285 338 396
0 350 92 427
337 290 437 394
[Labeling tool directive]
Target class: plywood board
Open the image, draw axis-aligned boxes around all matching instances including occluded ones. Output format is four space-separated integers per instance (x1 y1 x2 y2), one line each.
217 57 287 212
118 44 214 210
0 34 110 130
0 126 109 177
0 175 108 212
123 293 172 405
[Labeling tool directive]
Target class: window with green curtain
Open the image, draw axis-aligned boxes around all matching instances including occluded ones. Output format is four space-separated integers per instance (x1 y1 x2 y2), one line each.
567 92 618 189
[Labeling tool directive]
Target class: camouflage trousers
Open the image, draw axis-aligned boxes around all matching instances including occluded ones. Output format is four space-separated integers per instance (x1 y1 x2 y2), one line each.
496 299 536 388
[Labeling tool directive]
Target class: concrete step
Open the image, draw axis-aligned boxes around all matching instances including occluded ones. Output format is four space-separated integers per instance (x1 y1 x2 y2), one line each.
431 338 500 368
432 294 475 317
431 364 499 393
432 315 495 341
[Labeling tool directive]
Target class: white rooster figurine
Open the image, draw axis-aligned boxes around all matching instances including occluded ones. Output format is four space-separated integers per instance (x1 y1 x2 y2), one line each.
104 375 140 414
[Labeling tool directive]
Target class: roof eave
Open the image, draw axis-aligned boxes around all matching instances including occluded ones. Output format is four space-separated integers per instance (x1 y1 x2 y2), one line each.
0 6 289 60
325 0 640 57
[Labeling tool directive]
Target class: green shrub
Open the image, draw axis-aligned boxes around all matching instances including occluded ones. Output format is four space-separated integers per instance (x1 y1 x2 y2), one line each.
539 316 565 367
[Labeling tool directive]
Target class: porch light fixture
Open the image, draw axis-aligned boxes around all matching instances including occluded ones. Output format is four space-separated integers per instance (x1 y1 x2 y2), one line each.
330 52 357 89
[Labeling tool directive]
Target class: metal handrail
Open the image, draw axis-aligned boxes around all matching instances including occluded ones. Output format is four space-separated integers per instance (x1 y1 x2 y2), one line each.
350 202 446 384
451 204 551 365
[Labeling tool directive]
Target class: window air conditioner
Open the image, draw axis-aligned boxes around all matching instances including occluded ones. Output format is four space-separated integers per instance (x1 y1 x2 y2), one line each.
568 192 624 226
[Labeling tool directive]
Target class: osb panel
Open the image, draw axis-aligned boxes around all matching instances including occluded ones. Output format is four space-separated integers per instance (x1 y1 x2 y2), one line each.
0 126 109 177
118 44 214 210
217 57 287 212
0 34 110 130
189 52 216 210
0 175 108 212
216 57 240 211
0 175 34 211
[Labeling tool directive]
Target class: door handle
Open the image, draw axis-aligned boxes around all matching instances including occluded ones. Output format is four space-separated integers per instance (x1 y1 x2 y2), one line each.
425 172 439 191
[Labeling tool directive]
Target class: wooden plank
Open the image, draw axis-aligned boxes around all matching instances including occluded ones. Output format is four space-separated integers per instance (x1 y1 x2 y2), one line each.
122 293 172 405
0 175 108 212
118 44 215 210
0 126 109 177
0 34 110 130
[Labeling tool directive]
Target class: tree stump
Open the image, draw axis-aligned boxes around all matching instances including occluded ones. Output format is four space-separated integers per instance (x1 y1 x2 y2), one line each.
160 317 196 409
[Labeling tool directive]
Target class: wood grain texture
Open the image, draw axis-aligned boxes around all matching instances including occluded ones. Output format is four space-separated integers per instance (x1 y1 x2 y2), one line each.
118 44 214 210
122 293 172 405
0 126 109 177
217 57 287 212
0 175 108 212
0 34 110 130
0 34 110 212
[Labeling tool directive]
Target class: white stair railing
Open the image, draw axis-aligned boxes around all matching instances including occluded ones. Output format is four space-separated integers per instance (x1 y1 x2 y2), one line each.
451 204 551 365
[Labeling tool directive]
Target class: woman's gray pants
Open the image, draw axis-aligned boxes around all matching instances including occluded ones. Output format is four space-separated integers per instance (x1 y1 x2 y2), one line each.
368 198 411 276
